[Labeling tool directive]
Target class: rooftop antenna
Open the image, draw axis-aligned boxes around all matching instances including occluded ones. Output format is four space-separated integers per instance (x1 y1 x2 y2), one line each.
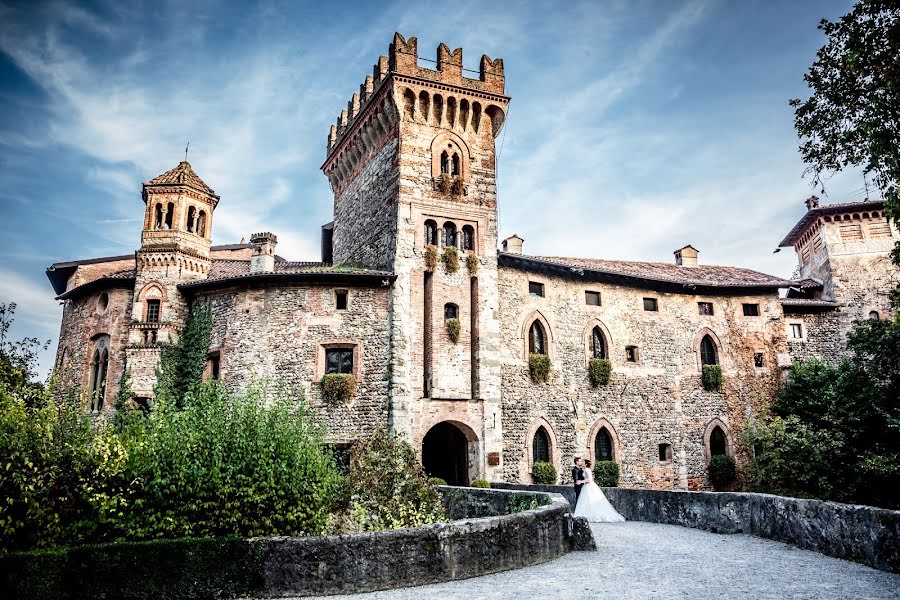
184 141 190 162
863 172 870 201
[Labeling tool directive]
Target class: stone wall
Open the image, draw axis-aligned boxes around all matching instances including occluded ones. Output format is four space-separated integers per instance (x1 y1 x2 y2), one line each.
197 282 392 443
497 265 786 490
54 285 134 409
784 308 845 363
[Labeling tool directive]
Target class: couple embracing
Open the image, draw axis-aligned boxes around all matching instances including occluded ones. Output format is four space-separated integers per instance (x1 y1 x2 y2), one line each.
571 456 625 522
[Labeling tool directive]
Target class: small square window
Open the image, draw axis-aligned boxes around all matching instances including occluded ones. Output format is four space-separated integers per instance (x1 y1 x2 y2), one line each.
325 348 354 374
528 282 545 297
742 303 760 317
335 290 348 310
658 443 673 462
585 291 601 306
625 346 638 363
790 323 804 339
754 352 764 368
698 302 714 316
643 297 658 312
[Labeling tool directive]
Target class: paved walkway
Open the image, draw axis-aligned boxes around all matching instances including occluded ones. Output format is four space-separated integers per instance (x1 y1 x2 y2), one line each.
302 522 900 600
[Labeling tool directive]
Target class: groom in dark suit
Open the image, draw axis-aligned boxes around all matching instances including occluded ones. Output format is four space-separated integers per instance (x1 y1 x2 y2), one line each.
572 457 586 502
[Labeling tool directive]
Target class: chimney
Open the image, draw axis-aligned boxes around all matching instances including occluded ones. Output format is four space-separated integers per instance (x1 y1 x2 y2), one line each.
502 234 524 254
805 195 820 211
250 232 277 273
674 244 699 267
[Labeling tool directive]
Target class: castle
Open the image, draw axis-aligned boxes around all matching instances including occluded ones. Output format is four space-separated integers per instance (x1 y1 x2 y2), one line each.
46 34 898 489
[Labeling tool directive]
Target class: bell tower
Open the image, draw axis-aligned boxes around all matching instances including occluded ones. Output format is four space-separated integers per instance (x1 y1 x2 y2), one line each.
322 33 509 482
126 161 219 397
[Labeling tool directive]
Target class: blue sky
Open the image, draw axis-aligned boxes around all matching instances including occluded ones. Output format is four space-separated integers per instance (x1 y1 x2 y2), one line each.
0 0 872 376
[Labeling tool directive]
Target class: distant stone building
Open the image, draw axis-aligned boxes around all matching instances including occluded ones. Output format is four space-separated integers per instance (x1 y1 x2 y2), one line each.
46 34 899 490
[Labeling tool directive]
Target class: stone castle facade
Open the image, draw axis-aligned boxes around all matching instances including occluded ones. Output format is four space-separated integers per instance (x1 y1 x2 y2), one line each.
46 34 899 490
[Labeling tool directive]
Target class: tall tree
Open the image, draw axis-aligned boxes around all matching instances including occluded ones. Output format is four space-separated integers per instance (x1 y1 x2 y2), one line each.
791 0 900 290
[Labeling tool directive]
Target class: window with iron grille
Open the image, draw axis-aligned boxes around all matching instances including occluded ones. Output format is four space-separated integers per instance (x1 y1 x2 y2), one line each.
532 427 550 463
146 299 161 323
325 348 354 374
595 427 613 462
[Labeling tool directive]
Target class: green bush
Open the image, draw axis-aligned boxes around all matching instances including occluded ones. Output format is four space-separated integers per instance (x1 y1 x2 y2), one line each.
424 244 439 272
588 358 612 387
702 364 722 391
429 477 448 486
446 318 461 343
466 252 478 275
592 461 619 487
708 455 737 490
471 479 491 488
345 429 446 532
320 373 356 404
531 461 557 484
529 354 551 384
442 246 459 274
154 304 212 406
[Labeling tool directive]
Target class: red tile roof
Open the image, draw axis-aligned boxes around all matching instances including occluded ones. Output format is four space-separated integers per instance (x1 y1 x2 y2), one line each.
779 199 885 247
145 161 218 198
514 254 791 289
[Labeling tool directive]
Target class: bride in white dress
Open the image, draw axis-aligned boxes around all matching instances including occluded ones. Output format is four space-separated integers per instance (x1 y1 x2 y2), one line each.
574 460 625 522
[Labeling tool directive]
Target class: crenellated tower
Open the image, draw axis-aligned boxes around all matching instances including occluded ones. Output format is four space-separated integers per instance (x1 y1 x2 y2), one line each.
126 161 219 397
321 33 509 483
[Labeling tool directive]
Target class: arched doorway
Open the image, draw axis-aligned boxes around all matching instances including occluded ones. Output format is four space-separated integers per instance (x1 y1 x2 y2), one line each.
422 421 470 486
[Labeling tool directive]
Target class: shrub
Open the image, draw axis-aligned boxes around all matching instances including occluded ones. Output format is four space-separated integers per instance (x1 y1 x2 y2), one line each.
702 364 722 391
588 358 612 387
531 461 557 484
466 252 478 275
320 373 356 404
424 244 438 272
345 429 445 532
446 318 461 343
708 455 737 490
429 477 448 486
471 479 490 488
529 354 551 384
442 246 459 274
592 461 619 487
438 173 452 194
450 176 464 196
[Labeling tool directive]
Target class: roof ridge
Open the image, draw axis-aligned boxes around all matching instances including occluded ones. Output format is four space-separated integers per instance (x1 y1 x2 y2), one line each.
146 161 217 197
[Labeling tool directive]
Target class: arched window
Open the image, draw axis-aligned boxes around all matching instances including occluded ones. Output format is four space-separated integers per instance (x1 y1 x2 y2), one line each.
591 326 607 359
595 427 613 462
154 203 163 229
197 211 207 237
532 426 550 463
186 206 196 233
710 426 728 456
461 225 475 251
440 151 449 175
869 311 880 320
451 153 460 177
163 202 174 229
443 221 457 247
424 220 438 246
529 320 546 356
88 335 110 413
444 303 458 320
700 334 718 366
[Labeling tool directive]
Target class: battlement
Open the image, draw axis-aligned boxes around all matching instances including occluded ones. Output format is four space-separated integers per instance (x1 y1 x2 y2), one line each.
326 32 506 155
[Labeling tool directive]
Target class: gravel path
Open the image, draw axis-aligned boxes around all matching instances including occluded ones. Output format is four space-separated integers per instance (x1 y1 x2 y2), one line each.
297 522 900 600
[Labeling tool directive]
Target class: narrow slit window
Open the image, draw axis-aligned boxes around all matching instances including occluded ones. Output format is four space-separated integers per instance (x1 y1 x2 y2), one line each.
625 346 638 363
754 352 764 368
658 443 673 462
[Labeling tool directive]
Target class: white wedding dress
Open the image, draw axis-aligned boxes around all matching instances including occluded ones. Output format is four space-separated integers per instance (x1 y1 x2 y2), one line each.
574 468 625 522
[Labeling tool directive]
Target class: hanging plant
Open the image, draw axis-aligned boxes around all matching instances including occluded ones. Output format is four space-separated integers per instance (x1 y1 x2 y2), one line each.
466 252 479 275
446 318 461 343
588 358 612 387
451 177 464 196
438 173 452 194
702 364 723 391
442 246 459 274
529 354 551 384
424 244 438 272
321 373 357 403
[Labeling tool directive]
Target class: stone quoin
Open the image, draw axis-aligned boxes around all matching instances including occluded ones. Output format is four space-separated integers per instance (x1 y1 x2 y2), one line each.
46 33 899 490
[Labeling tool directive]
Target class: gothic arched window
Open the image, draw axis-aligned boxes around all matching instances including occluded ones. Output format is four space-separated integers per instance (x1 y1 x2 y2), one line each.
451 153 460 177
591 326 607 359
461 225 475 252
424 220 438 246
595 427 613 462
443 221 457 247
710 425 727 456
88 335 110 413
529 321 546 356
440 151 449 175
700 334 718 366
532 426 550 463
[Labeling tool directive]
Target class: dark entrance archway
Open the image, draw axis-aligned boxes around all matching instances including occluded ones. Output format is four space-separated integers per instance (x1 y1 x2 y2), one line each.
422 421 470 486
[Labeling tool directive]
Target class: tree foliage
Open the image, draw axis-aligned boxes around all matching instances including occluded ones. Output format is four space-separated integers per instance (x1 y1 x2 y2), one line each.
0 302 49 405
154 303 212 406
791 1 900 284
